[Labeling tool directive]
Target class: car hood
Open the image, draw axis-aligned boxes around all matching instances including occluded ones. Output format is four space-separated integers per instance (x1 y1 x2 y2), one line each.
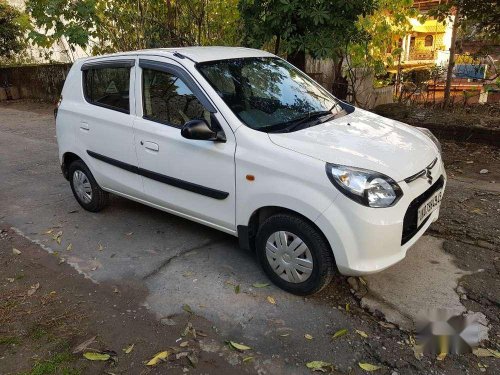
268 108 438 182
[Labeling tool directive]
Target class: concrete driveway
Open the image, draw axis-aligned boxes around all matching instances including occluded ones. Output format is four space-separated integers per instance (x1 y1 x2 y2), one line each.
1 102 496 374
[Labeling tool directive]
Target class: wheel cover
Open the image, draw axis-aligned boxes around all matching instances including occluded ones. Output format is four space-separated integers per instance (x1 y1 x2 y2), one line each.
73 170 92 204
265 231 314 283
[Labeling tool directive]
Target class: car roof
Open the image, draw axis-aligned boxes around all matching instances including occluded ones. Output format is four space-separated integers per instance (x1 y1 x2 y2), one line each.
82 47 275 63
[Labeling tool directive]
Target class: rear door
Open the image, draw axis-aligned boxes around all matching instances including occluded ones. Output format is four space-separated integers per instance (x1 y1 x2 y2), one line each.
77 58 143 197
132 56 236 233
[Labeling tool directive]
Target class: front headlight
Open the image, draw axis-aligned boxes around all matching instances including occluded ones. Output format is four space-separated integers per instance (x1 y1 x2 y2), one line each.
416 127 442 154
325 164 402 208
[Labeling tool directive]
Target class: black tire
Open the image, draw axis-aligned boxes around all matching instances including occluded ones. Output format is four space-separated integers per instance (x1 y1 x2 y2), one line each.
68 159 109 212
255 214 335 295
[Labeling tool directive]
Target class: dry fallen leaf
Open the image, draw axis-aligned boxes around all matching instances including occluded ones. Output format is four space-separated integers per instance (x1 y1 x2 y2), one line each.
234 284 240 294
267 296 276 305
83 352 110 361
73 336 97 354
228 341 252 351
332 328 348 339
378 321 396 329
52 231 63 244
146 351 169 366
413 344 424 360
125 232 134 236
252 282 269 288
304 333 313 340
358 362 381 371
182 304 193 314
345 303 350 312
306 361 332 372
179 341 188 347
123 344 135 354
473 348 500 358
27 283 40 296
437 352 447 361
243 356 254 363
356 329 368 338
66 243 72 251
6 278 15 283
187 353 198 367
12 248 21 255
44 229 53 234
98 243 104 251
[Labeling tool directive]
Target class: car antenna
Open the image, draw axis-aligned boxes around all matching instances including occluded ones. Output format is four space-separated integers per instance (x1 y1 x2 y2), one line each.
173 51 196 63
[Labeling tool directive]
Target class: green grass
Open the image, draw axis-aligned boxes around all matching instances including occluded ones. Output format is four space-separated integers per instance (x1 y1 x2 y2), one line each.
21 350 81 375
29 326 48 340
0 336 21 345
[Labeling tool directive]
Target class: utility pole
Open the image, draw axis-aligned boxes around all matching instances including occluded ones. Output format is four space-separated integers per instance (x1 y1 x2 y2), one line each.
443 6 460 107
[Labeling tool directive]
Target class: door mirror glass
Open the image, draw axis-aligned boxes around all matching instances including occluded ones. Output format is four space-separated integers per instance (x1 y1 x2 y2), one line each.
181 119 225 142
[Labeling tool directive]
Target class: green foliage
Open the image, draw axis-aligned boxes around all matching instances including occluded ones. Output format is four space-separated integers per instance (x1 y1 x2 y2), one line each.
352 0 419 73
238 0 376 59
429 0 499 45
25 0 240 54
0 1 29 58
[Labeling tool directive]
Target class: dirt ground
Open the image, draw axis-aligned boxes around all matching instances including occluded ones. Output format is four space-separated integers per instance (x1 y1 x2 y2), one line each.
0 100 499 374
429 141 500 343
373 103 500 130
0 227 254 375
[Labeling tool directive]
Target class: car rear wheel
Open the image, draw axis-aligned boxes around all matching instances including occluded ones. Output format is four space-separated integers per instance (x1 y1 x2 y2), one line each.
255 214 335 295
69 160 109 212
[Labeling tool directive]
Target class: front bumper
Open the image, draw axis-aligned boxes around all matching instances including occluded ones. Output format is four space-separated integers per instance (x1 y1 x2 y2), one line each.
315 159 446 275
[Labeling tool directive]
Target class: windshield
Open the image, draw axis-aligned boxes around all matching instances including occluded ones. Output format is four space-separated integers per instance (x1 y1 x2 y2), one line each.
196 57 346 132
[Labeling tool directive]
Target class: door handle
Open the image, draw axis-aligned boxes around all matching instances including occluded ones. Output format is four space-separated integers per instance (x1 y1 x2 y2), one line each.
143 141 159 152
80 122 90 131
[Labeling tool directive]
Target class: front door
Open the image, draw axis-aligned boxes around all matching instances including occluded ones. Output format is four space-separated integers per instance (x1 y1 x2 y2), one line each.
132 57 236 233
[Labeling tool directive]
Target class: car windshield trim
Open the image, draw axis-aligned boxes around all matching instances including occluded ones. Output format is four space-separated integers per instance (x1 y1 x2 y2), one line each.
196 57 350 133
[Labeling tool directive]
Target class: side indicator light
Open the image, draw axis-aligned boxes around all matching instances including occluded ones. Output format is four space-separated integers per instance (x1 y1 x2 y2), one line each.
246 174 255 181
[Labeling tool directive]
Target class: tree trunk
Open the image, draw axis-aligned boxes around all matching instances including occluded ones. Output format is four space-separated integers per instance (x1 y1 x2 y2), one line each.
287 50 306 72
274 34 281 55
443 7 460 108
331 55 348 100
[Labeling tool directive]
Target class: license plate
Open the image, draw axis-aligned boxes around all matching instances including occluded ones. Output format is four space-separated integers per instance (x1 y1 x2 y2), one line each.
417 189 443 227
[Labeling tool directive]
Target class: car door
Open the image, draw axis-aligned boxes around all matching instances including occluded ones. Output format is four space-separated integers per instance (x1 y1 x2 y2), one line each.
132 57 236 233
78 58 143 197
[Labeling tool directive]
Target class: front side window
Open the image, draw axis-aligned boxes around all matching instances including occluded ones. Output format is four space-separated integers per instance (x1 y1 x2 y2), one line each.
197 57 346 132
142 68 208 128
84 67 130 112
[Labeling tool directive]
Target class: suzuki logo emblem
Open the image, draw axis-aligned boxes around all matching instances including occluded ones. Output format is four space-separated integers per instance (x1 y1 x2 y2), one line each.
425 167 433 184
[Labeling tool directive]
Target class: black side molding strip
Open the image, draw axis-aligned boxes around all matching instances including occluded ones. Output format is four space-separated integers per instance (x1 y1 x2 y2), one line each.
87 150 229 200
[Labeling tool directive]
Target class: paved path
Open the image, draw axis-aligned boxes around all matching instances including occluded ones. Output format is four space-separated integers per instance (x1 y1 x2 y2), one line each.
2 102 494 374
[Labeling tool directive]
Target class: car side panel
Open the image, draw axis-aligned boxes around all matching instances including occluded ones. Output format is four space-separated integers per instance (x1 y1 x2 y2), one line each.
235 126 339 229
58 58 144 199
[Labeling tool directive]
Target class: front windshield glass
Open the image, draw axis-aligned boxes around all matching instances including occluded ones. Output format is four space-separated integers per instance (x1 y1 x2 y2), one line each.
196 57 345 132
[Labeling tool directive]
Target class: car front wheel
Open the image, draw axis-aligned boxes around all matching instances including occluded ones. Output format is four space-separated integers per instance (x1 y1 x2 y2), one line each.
255 214 335 295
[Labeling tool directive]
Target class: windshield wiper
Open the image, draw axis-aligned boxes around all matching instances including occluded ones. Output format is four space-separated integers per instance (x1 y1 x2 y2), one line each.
279 110 334 133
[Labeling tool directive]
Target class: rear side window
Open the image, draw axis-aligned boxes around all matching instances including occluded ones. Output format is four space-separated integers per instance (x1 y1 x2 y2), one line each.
83 67 130 113
142 68 208 128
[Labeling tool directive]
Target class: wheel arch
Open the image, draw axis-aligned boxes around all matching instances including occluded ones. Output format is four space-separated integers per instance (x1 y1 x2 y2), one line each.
238 206 334 260
61 151 83 180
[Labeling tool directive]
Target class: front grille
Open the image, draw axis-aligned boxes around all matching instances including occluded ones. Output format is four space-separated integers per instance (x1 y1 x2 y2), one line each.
401 175 445 245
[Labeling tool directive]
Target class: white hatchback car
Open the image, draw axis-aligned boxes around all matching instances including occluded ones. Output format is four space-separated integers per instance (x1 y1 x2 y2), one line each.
56 47 446 295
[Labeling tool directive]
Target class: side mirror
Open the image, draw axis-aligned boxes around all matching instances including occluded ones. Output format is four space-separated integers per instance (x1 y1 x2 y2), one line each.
181 119 226 142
